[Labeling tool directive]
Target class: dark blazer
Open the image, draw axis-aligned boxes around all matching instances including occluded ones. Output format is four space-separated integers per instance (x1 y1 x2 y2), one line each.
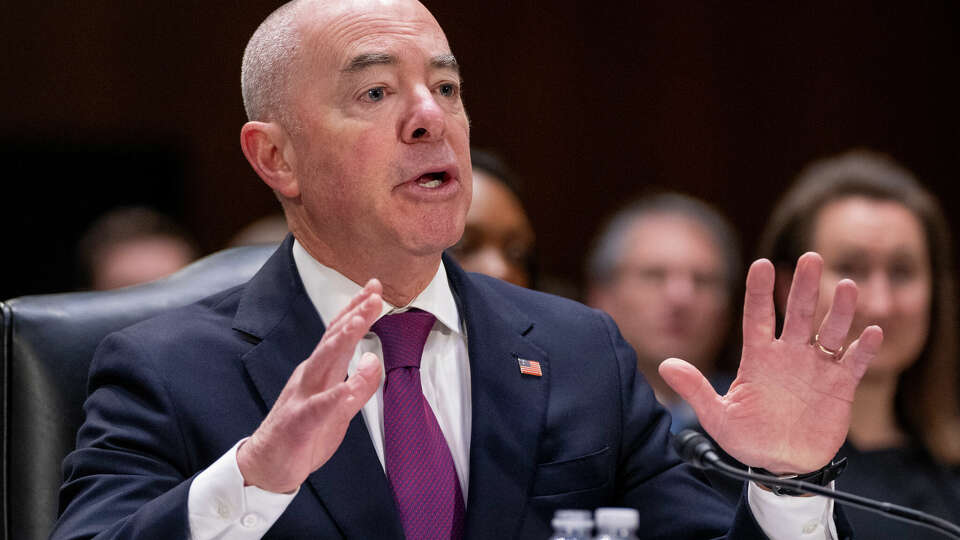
52 237 799 539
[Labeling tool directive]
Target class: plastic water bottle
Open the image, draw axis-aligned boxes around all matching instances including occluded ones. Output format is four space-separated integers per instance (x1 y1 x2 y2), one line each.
548 509 594 539
592 507 639 540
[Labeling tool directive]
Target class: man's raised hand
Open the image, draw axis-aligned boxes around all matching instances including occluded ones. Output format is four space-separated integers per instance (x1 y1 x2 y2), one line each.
659 253 883 474
237 279 384 493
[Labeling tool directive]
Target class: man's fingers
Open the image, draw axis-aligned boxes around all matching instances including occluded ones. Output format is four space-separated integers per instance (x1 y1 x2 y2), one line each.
310 293 381 360
659 358 721 430
780 253 823 344
306 292 382 390
841 325 883 380
348 352 382 397
814 279 857 354
325 279 383 336
315 352 382 422
742 259 777 347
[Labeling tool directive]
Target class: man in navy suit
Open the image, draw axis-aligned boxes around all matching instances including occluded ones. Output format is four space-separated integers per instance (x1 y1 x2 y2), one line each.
53 0 883 538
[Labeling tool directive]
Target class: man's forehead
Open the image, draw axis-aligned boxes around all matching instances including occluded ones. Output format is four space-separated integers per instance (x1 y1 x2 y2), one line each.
330 17 453 69
627 216 725 262
296 0 451 60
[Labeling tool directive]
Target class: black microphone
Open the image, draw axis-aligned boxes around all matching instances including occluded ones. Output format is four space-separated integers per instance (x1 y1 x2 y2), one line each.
675 429 722 468
674 429 960 539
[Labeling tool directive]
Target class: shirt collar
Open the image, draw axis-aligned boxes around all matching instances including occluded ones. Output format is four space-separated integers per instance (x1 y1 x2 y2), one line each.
292 239 462 334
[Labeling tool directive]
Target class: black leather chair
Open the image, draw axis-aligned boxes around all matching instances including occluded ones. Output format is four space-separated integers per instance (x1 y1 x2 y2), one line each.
0 244 276 540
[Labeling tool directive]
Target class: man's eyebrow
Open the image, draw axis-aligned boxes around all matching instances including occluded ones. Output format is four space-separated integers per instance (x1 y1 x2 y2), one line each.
340 53 460 75
342 53 397 73
431 54 460 74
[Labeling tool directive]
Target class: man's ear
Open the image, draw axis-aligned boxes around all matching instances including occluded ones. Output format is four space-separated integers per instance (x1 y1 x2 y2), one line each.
240 121 299 198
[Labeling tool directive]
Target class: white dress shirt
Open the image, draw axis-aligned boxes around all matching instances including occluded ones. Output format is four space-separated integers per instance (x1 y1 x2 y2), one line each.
187 239 836 539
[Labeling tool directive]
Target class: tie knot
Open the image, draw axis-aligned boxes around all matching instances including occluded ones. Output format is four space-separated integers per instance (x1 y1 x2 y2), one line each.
371 308 436 371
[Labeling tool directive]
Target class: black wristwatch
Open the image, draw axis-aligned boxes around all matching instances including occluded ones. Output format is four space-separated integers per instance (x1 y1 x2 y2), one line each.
751 457 848 496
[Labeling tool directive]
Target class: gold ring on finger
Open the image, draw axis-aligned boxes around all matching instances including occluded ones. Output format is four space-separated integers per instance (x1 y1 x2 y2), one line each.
812 333 843 360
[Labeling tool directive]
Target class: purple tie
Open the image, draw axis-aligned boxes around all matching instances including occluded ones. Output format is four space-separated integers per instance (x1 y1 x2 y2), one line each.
372 309 465 540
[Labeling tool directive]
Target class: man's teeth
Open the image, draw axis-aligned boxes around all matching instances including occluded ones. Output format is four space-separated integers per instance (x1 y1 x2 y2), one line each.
417 176 443 188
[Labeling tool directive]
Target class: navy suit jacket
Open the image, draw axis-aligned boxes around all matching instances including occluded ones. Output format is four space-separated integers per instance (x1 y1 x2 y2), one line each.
52 237 828 539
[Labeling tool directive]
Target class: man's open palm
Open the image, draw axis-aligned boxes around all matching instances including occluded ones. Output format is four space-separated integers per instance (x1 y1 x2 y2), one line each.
660 253 883 474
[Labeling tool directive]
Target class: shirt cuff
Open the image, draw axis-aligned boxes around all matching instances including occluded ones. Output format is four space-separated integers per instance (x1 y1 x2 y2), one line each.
747 480 838 540
187 438 299 540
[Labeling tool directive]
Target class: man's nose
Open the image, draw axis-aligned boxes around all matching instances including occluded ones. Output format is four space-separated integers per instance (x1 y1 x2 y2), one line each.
663 273 696 304
401 87 445 143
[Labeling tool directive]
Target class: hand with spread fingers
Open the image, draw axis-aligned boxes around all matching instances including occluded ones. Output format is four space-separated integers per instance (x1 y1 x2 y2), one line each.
659 252 884 474
237 279 385 493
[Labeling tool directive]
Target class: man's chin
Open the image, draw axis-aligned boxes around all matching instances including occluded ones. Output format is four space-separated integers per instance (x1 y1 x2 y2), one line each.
642 346 695 366
395 218 465 254
400 233 464 259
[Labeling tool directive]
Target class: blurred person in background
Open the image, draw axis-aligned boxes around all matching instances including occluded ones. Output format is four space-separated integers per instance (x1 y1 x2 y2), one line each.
586 192 742 432
758 148 960 539
76 206 199 290
446 148 536 288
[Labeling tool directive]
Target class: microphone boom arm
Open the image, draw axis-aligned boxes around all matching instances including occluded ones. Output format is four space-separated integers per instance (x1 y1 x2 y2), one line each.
674 429 960 539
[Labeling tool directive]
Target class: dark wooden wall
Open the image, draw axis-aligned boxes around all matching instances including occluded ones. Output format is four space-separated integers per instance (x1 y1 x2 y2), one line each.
4 1 958 299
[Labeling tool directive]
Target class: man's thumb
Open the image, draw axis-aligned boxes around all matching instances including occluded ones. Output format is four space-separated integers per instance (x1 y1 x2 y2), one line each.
658 358 719 425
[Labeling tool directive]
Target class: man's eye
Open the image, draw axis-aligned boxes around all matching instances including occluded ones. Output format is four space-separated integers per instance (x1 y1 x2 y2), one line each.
366 87 385 102
438 84 456 97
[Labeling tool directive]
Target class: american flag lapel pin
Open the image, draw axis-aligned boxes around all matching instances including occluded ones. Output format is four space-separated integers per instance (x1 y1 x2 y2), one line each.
517 358 542 377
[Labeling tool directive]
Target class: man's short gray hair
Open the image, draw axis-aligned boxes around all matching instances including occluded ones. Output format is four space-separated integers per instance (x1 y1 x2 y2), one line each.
586 192 742 291
240 2 305 129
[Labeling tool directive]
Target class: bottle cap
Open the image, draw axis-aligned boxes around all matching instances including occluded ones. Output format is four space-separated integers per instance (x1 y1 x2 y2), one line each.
551 517 594 532
594 507 639 529
554 509 592 521
552 509 594 532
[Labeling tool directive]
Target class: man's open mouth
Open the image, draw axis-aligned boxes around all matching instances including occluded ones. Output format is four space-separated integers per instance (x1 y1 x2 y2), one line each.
415 171 451 188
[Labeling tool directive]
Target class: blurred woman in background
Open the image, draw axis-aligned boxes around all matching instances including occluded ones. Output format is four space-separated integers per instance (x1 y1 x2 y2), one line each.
758 149 960 539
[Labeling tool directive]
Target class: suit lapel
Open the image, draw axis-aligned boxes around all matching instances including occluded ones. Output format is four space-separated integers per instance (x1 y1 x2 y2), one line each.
234 237 403 539
445 256 550 539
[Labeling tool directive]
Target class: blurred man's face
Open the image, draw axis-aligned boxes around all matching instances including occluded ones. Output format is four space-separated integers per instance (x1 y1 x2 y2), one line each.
285 0 472 262
591 214 731 372
93 236 194 290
